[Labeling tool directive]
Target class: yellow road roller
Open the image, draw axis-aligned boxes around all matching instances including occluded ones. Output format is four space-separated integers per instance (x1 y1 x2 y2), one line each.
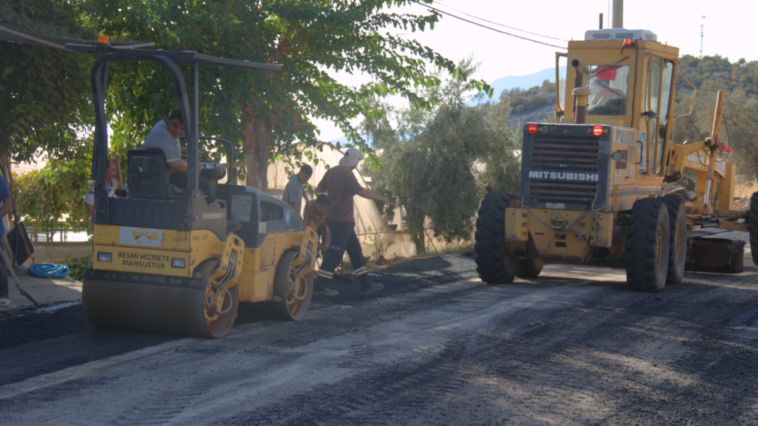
70 41 317 338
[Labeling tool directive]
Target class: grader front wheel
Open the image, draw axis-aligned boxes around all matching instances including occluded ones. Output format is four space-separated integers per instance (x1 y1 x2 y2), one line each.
475 191 519 284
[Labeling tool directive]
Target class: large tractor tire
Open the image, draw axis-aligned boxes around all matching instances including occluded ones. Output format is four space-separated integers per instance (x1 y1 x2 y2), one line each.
82 258 239 339
660 196 687 284
750 192 758 267
258 250 313 321
625 198 670 292
475 191 519 284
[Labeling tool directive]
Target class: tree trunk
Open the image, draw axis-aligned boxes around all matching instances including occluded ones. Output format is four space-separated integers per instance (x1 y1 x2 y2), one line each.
242 110 274 191
406 211 426 255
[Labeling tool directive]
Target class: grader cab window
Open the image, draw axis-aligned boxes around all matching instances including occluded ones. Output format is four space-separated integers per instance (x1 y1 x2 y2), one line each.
556 54 567 116
644 56 675 176
584 64 631 116
655 61 675 174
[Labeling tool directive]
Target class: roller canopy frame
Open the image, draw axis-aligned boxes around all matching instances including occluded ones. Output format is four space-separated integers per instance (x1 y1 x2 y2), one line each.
75 43 282 227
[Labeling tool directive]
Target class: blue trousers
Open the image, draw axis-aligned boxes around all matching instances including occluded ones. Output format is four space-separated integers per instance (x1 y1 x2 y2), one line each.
0 243 7 299
314 219 371 290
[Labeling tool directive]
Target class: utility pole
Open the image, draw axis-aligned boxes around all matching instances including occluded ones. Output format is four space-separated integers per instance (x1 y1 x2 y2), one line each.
612 0 623 28
700 16 706 58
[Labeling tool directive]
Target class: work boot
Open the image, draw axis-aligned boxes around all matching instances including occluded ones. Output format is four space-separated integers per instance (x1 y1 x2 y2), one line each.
314 287 338 296
360 283 383 296
227 220 242 233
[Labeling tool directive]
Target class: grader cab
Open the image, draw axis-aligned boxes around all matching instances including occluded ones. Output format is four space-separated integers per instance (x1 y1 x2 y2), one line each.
70 40 317 338
475 28 757 291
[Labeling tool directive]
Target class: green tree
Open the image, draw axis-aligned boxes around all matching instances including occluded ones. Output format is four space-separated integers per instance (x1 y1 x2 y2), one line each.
476 98 521 193
81 0 487 191
364 61 499 253
0 0 95 164
13 140 94 240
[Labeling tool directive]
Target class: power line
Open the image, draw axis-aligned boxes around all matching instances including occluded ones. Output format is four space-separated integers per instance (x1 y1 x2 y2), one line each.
415 2 568 49
432 0 569 42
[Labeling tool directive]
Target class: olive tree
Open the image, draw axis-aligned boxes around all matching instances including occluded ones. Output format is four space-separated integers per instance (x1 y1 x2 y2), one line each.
364 62 500 253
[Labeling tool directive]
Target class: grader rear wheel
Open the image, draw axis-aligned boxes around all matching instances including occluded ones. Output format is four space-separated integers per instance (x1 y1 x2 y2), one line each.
625 198 670 292
475 191 519 284
267 250 313 321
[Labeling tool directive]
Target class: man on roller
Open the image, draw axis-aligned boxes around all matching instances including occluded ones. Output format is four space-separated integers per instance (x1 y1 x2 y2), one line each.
142 107 216 204
313 148 388 296
142 107 239 232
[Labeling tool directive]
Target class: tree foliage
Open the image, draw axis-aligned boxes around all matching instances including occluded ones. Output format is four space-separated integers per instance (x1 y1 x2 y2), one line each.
78 0 487 190
12 141 94 240
364 61 510 253
673 55 758 182
0 0 95 162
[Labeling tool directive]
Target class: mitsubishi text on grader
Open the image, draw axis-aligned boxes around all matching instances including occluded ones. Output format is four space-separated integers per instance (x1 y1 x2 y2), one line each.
70 39 317 338
475 28 757 291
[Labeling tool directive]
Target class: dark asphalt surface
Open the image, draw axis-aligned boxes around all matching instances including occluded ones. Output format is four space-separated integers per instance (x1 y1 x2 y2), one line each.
0 254 478 388
1 250 757 425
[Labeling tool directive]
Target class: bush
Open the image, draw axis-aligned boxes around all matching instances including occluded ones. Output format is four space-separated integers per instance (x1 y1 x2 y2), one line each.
65 254 91 282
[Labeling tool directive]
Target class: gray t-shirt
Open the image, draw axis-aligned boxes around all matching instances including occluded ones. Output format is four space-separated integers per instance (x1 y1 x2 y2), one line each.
281 174 304 216
142 119 182 165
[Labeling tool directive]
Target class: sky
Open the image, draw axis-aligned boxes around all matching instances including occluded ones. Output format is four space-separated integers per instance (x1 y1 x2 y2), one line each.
311 0 758 142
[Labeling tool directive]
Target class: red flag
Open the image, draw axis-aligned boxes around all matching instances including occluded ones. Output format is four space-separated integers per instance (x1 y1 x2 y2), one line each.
702 15 706 18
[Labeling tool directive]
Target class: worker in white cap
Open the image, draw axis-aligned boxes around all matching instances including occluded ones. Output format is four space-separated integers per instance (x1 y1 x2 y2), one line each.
313 147 389 296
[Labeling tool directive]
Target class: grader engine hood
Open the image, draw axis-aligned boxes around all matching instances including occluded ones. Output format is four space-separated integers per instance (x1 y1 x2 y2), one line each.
519 123 615 211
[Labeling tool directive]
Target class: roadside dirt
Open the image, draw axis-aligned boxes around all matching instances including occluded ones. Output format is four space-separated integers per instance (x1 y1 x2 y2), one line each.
0 253 756 425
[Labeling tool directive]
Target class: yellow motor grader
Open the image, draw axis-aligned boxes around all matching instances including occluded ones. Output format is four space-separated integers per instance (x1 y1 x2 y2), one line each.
475 27 757 291
69 39 317 338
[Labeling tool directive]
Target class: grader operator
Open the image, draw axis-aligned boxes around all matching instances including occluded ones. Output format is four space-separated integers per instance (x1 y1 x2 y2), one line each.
475 28 757 291
68 38 317 338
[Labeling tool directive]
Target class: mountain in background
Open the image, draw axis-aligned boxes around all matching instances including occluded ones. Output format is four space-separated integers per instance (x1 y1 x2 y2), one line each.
467 67 563 106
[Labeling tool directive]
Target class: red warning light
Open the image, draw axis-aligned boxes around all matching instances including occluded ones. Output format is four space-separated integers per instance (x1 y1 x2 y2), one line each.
623 39 633 46
726 147 732 153
527 123 538 134
592 125 604 136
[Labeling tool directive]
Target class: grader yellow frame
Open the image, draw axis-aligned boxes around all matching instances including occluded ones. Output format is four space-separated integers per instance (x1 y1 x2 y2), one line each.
475 30 752 292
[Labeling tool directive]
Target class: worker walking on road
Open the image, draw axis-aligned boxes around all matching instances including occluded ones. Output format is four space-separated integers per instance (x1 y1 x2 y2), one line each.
314 148 388 296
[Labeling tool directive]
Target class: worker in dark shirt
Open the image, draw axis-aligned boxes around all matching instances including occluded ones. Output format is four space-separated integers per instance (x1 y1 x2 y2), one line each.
314 148 389 296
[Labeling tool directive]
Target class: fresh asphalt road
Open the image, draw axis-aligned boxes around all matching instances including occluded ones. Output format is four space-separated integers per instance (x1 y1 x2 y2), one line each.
1 249 757 425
